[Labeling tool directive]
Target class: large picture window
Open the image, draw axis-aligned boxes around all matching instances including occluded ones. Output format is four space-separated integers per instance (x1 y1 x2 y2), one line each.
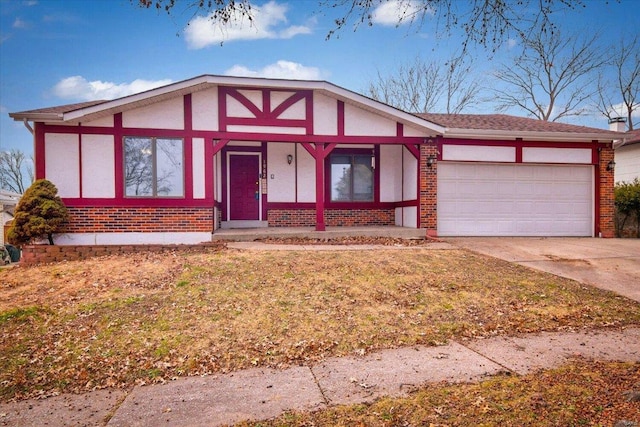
124 137 184 197
330 153 374 202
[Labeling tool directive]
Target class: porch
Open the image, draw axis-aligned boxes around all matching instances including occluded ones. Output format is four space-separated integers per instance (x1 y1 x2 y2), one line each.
211 226 426 242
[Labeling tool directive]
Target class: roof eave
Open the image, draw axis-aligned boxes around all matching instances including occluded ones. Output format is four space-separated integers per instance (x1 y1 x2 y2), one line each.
9 111 63 122
445 128 620 142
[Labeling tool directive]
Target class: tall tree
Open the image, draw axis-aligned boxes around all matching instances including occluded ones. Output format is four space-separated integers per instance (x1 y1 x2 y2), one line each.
367 54 482 113
492 28 606 121
0 149 34 194
594 35 640 131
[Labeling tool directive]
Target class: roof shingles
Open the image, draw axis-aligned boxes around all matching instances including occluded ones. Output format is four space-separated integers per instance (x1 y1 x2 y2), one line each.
13 100 107 116
418 113 620 135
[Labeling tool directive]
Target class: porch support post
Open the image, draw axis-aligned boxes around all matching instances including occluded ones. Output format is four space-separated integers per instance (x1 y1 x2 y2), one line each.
209 139 230 233
301 142 337 231
212 139 230 156
315 142 326 231
404 143 420 160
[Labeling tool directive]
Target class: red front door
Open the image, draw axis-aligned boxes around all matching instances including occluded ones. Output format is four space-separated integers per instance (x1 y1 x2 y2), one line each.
229 154 260 220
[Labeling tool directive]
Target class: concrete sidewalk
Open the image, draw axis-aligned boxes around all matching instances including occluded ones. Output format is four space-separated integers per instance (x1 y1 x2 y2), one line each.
3 328 639 427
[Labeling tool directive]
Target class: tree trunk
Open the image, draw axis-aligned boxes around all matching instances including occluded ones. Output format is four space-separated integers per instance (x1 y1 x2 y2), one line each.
47 233 54 245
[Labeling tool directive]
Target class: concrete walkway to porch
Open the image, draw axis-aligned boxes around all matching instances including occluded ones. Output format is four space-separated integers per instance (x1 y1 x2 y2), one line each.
211 226 426 242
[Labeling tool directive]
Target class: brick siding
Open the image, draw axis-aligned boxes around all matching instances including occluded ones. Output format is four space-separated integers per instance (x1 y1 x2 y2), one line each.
598 145 615 238
419 144 438 236
65 206 213 233
268 208 395 227
20 242 223 266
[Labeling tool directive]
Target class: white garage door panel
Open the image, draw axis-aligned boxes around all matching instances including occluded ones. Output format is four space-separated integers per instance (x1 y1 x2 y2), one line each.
438 163 593 236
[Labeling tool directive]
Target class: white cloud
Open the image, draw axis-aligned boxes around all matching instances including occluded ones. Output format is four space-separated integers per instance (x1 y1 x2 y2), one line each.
24 1 38 6
184 0 312 48
278 24 312 39
224 60 324 80
0 105 7 113
42 12 80 24
371 1 429 26
506 38 518 49
607 102 640 119
13 18 29 29
52 76 173 101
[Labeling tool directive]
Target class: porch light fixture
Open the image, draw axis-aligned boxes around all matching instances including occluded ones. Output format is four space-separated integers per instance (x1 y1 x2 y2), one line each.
287 154 293 165
423 137 440 168
607 160 615 171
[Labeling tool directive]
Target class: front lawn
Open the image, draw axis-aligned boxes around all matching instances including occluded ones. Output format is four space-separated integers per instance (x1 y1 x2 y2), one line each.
1 246 639 401
239 360 640 426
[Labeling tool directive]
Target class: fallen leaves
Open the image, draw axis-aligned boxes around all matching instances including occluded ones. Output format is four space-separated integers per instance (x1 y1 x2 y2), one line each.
1 247 639 402
238 361 640 427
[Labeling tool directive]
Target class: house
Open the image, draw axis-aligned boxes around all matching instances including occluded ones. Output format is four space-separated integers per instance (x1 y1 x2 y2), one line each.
614 127 640 183
8 75 620 244
0 190 20 246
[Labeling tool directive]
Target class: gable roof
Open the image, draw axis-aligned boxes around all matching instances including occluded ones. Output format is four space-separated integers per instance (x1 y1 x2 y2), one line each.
10 75 445 135
9 75 621 143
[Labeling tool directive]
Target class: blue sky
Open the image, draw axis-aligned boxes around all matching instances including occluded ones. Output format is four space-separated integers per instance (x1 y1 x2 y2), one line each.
1 0 639 157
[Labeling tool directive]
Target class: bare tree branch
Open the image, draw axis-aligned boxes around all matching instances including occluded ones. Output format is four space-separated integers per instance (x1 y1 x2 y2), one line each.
594 34 640 131
0 149 33 194
320 0 589 52
134 0 253 23
133 0 603 53
492 28 606 121
367 53 482 113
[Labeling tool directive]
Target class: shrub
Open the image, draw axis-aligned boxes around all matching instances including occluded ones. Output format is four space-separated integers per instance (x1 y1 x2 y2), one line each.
7 179 69 245
614 178 640 238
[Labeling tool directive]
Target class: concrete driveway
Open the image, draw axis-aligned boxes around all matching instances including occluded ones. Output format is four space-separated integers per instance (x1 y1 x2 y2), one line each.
447 237 640 303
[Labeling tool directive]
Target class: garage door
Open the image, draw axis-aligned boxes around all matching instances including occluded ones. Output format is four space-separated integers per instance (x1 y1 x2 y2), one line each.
437 163 593 236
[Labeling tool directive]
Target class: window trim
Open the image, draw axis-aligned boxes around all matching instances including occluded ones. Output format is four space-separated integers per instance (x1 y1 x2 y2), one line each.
123 136 186 198
325 147 379 206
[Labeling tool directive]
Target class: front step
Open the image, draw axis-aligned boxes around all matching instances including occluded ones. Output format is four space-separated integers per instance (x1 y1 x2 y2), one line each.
211 226 426 242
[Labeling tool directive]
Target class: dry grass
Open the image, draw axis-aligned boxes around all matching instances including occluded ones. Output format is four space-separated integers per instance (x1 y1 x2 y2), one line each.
239 360 640 426
1 247 639 401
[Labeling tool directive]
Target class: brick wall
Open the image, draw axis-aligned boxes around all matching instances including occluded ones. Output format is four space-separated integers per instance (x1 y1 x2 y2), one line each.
268 208 395 227
268 209 316 227
419 144 438 236
599 145 615 238
65 206 213 233
20 242 223 266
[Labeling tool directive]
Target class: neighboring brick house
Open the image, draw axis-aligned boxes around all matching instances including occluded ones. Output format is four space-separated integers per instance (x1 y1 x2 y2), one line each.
8 75 621 243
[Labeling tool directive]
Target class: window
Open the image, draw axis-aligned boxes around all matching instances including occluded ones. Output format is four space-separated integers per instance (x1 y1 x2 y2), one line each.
124 137 184 197
330 153 374 202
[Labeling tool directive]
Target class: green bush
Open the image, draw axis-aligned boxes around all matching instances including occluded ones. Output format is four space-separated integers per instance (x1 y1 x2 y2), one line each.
614 178 640 238
7 179 69 246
